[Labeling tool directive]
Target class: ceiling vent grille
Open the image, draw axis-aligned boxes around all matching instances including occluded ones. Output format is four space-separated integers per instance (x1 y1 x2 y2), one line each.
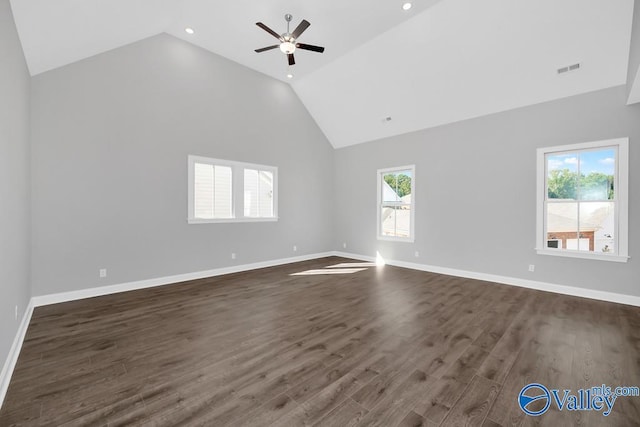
558 63 581 75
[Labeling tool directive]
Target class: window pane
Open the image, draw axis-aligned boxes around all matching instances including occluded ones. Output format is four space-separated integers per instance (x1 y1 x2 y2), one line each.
213 166 232 218
382 173 400 202
382 171 412 203
546 153 578 200
578 149 615 201
194 163 214 219
244 169 274 218
381 205 411 238
259 171 274 217
580 202 615 254
546 202 577 249
244 169 258 217
381 206 397 237
566 238 590 251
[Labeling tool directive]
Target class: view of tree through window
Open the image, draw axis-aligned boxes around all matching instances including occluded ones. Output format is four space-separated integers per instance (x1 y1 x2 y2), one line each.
547 169 614 200
383 173 412 198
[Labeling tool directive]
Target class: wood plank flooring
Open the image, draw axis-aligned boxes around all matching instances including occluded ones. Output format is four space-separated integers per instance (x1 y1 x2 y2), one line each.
1 256 640 426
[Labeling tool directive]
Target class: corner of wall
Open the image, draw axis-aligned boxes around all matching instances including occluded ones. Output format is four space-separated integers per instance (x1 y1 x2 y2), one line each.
0 0 34 409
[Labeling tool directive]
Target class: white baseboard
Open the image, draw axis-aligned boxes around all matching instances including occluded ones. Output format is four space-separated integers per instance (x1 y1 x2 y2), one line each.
0 299 34 411
332 251 640 307
32 252 334 307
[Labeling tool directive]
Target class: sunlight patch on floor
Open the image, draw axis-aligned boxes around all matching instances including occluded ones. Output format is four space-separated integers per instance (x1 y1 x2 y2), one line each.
290 268 368 276
291 256 386 276
326 262 377 268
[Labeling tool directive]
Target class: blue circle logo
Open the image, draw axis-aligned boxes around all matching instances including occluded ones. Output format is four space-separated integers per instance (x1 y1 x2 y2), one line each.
518 383 551 416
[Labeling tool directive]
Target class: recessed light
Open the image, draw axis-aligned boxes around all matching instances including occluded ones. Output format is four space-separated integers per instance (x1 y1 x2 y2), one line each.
286 73 294 79
185 27 195 35
402 2 412 10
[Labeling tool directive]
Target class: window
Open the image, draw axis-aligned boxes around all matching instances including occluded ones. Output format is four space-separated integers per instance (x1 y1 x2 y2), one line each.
188 155 277 223
536 138 629 262
377 165 415 242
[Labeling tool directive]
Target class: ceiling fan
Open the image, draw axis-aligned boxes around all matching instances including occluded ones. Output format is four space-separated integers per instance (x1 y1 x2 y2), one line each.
254 14 325 66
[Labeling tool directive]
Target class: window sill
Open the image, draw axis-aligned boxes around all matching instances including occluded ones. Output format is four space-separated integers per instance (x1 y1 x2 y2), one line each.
188 217 279 224
535 248 629 263
377 235 414 243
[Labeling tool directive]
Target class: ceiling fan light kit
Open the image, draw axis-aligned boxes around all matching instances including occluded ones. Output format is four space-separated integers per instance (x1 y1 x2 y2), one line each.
280 40 296 54
255 14 325 67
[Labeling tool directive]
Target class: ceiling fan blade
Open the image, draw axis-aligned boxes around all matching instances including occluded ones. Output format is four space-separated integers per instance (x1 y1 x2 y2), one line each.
288 53 295 66
291 19 310 39
255 45 279 53
296 43 325 53
256 22 282 40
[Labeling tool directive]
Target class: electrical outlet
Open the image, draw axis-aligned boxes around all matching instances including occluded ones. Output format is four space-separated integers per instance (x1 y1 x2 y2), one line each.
99 268 107 278
414 251 420 258
231 253 236 260
293 245 297 252
15 305 18 321
343 242 347 249
528 264 535 272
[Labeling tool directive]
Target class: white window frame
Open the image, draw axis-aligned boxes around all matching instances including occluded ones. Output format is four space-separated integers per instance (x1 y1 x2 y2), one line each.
188 155 278 224
535 138 629 262
377 165 416 242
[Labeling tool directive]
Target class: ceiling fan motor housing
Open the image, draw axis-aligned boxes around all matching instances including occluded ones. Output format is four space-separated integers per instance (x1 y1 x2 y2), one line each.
280 34 296 54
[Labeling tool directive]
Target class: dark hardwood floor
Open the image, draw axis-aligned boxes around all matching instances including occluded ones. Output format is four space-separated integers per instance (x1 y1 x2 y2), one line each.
1 256 639 426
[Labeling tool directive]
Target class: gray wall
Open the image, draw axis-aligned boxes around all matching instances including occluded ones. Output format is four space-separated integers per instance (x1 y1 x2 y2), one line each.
18 18 640 302
0 0 31 365
30 34 334 296
334 86 640 297
629 0 640 100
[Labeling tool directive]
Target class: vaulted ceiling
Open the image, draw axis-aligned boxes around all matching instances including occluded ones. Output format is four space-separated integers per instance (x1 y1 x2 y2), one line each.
10 0 637 148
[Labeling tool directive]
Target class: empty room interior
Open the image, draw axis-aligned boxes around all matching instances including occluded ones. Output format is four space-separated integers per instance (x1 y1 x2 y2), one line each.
1 0 640 425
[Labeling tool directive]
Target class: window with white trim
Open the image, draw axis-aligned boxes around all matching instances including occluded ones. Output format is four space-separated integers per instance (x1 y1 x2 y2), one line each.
188 155 278 223
377 165 415 242
536 138 629 262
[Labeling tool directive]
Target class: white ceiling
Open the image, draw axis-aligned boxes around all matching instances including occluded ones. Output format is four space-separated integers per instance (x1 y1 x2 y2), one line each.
293 0 635 147
10 0 636 148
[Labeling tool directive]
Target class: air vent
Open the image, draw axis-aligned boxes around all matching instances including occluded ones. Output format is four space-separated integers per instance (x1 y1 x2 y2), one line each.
557 63 581 75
